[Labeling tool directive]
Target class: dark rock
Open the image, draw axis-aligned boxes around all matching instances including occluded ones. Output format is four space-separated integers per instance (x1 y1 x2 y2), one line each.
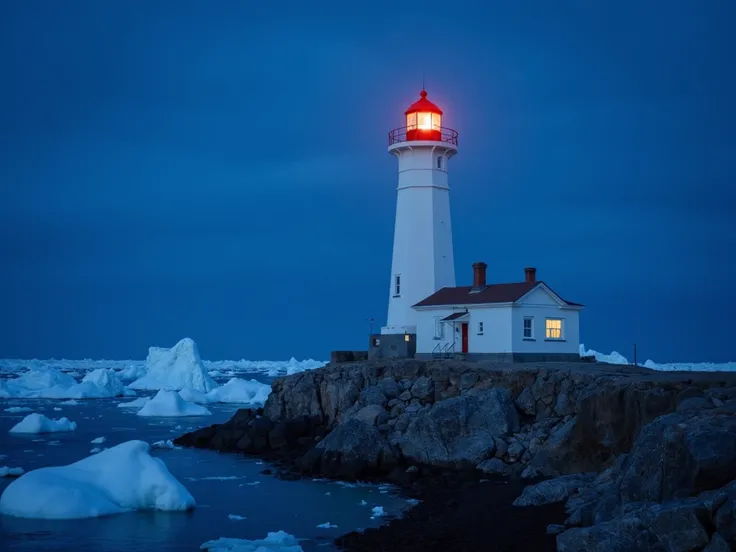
360 386 388 407
460 372 479 390
676 397 713 412
547 524 565 535
398 388 519 468
477 458 512 477
494 437 509 458
515 388 536 416
378 378 402 400
399 390 412 402
677 387 705 402
349 404 385 426
703 532 731 552
410 376 434 401
618 411 736 504
556 518 651 552
514 474 596 507
648 501 710 552
507 442 526 462
311 419 397 479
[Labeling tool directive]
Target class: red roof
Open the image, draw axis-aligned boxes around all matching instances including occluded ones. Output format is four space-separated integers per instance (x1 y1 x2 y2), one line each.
405 90 443 115
413 281 583 308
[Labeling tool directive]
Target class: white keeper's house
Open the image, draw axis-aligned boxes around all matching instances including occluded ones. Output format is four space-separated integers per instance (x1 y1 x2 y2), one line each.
368 90 583 362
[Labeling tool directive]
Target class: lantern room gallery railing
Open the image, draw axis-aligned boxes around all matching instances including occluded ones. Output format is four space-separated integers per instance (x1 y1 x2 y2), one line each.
388 126 459 147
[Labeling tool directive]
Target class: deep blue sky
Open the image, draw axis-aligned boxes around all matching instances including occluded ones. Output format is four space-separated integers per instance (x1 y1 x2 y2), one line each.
1 1 734 362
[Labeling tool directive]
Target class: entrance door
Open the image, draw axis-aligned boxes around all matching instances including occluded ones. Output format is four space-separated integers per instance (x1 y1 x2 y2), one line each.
461 323 469 353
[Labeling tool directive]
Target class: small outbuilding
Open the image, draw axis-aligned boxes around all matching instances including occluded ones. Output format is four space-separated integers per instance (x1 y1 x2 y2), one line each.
412 262 583 362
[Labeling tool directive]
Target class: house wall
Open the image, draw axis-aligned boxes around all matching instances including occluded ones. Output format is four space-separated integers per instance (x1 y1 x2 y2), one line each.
415 306 513 355
511 287 580 356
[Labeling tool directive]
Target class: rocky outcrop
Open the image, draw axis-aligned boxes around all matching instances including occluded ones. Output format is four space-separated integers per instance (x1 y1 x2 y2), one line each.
514 403 736 551
176 358 736 550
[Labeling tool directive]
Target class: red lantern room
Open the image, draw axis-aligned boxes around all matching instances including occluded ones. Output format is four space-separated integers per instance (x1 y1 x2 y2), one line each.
389 90 458 146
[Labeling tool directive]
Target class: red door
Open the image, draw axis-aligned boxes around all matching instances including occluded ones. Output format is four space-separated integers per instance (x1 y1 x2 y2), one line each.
461 323 469 353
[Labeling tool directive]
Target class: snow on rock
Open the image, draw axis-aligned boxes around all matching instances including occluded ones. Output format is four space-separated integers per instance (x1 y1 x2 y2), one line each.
0 467 24 477
117 397 151 408
136 390 212 417
90 436 106 444
0 440 195 519
4 407 34 413
179 378 271 407
0 368 129 400
9 413 77 434
128 338 217 393
200 531 303 552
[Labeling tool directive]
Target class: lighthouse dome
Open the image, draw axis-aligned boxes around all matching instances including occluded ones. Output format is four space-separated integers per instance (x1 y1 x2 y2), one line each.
405 90 443 116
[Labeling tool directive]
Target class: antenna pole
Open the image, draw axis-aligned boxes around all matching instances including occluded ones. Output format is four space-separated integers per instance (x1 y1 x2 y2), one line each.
422 72 425 90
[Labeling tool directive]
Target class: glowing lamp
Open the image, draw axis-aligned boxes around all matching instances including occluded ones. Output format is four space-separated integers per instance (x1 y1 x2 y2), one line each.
404 90 443 141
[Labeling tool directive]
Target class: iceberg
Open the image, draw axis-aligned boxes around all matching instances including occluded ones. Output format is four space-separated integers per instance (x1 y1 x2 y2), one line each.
0 368 129 400
0 467 24 477
128 338 218 393
117 396 151 408
0 440 195 519
136 390 212 417
9 413 77 434
200 531 303 552
179 378 271 406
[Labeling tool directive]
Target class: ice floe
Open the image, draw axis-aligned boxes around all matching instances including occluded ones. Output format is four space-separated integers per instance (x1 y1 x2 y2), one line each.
0 368 130 400
128 338 218 393
178 377 271 407
117 396 151 408
200 531 303 552
0 440 195 519
0 467 24 477
136 390 211 417
4 406 34 413
9 413 77 434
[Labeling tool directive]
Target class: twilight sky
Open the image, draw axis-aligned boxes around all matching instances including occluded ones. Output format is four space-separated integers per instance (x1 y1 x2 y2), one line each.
1 1 734 363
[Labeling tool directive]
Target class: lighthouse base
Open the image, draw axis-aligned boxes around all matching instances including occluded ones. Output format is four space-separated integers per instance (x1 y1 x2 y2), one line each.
368 333 416 360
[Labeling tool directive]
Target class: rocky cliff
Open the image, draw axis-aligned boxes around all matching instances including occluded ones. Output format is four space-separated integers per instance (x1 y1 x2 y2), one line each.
175 359 736 551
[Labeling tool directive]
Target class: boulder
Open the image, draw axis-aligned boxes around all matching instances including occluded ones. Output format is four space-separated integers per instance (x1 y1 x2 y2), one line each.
377 378 402 400
306 419 396 479
398 388 519 468
618 411 736 504
703 533 730 552
556 518 652 552
676 397 714 413
477 457 512 477
514 473 596 507
515 388 536 416
359 386 387 407
350 405 386 426
410 376 434 401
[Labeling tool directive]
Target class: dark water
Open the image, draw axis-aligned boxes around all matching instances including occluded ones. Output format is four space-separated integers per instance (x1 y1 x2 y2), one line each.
0 378 409 551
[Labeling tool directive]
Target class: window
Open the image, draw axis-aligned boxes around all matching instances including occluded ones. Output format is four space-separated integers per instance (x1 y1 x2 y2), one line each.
393 275 401 297
406 112 417 130
545 318 563 340
437 156 443 169
523 317 534 339
477 321 484 335
417 112 433 130
433 317 445 339
404 333 410 342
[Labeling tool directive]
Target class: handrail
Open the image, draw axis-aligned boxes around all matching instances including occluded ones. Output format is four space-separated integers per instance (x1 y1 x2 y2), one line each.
388 125 459 147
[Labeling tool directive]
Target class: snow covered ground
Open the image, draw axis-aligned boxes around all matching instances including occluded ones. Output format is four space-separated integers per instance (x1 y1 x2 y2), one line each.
579 344 736 372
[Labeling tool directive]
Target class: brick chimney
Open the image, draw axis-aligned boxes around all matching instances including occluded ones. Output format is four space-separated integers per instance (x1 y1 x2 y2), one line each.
525 267 537 283
472 262 487 290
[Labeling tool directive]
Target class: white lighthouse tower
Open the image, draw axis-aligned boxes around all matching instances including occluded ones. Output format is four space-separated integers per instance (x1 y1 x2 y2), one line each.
380 90 458 347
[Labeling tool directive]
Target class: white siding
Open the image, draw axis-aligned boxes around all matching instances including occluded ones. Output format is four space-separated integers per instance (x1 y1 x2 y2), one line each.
511 303 580 355
415 306 513 354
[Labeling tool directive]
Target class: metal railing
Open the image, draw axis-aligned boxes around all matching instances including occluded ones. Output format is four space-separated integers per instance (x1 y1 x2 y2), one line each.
432 341 456 360
388 125 459 147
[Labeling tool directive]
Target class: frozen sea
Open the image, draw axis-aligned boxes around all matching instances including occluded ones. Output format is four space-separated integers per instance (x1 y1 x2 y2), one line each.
0 371 408 552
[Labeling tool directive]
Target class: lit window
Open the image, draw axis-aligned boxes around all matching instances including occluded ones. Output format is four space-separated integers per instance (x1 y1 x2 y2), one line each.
434 317 445 339
394 275 401 297
437 156 443 169
523 317 534 339
404 333 410 342
406 112 417 130
432 112 442 130
417 112 432 130
477 321 484 335
545 318 563 340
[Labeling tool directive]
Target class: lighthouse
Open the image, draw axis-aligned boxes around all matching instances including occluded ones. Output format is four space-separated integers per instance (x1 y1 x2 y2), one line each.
376 90 458 354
